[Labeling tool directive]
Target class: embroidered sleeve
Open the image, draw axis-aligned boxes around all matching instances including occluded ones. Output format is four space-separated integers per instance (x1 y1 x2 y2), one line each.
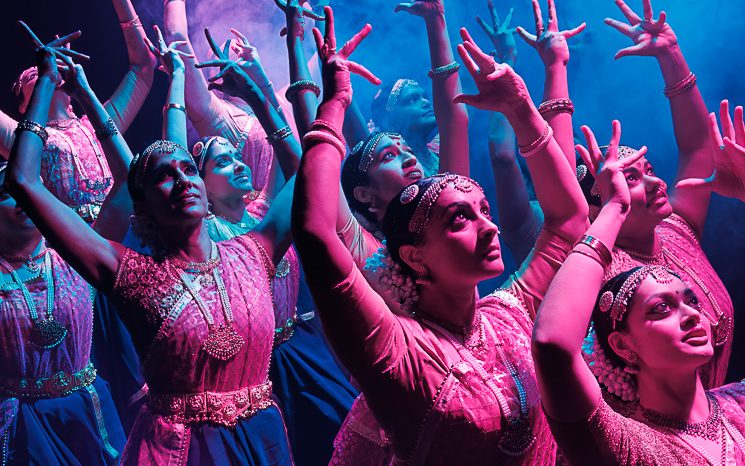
337 214 383 270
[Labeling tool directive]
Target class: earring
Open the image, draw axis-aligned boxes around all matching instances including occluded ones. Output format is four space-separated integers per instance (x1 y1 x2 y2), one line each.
623 351 640 374
415 265 431 287
368 198 379 213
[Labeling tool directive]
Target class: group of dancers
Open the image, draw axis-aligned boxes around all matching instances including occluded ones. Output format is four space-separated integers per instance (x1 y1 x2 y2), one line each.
2 0 745 464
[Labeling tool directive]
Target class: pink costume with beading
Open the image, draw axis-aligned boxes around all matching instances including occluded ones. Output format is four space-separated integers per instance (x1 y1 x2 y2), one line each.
109 235 285 464
548 384 745 465
605 214 734 389
325 230 571 465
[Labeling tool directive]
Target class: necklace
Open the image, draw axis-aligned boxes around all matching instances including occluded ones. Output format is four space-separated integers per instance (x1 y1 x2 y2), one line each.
5 246 48 273
642 393 721 441
422 313 535 456
168 241 245 361
0 251 67 349
418 312 483 349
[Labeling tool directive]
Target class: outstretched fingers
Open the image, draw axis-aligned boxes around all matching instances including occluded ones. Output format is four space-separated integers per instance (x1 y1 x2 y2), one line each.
229 28 249 45
476 16 494 36
735 106 745 145
531 0 544 33
348 61 381 85
456 43 480 77
516 26 537 46
547 0 558 32
18 21 45 47
620 146 648 168
49 30 82 48
323 6 336 52
562 22 586 39
338 24 372 59
312 27 324 57
614 0 641 25
614 43 646 60
708 112 724 149
642 0 654 21
604 18 635 37
204 28 224 59
501 7 514 31
580 125 603 173
488 0 500 28
720 100 736 142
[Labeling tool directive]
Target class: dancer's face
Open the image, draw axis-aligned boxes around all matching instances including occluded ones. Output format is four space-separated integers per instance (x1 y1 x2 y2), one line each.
18 69 69 114
140 150 209 227
0 171 36 232
386 84 437 137
202 142 253 200
619 156 673 233
608 275 714 374
409 184 503 287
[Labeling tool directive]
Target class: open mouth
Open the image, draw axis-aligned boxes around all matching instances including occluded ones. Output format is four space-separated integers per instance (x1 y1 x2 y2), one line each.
406 169 423 180
683 327 708 344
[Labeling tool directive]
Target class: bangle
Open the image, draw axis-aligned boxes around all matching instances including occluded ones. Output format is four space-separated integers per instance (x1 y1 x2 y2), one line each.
569 248 607 269
575 234 613 268
266 126 293 144
302 130 346 158
15 120 48 145
285 80 321 101
163 103 187 114
538 98 574 117
310 119 346 149
93 117 119 140
120 16 143 29
518 122 553 157
663 72 697 99
428 61 460 79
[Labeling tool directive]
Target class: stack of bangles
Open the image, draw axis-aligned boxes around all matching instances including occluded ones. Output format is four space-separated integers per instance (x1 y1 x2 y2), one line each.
428 61 460 79
15 120 48 145
518 121 553 157
663 72 697 99
570 234 613 269
285 80 321 102
537 98 574 117
266 126 293 145
302 119 346 158
93 117 119 141
120 16 143 30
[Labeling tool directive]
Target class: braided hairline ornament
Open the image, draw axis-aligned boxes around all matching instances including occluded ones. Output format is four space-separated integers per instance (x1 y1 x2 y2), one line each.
192 136 233 173
601 265 676 329
356 132 404 173
133 140 189 193
385 79 419 113
408 174 483 236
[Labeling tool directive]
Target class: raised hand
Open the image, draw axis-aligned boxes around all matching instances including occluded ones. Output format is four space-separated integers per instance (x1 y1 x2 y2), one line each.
575 120 647 211
394 0 444 20
55 53 92 100
516 0 585 67
229 28 262 69
18 21 89 83
604 0 676 59
195 28 263 101
677 100 745 202
274 0 324 39
143 25 193 75
452 28 529 113
476 2 517 65
312 6 380 108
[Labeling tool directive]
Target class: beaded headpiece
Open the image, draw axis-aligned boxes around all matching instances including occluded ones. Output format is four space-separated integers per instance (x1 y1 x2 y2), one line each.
192 136 233 173
354 132 404 173
578 145 642 203
131 140 188 194
599 265 676 328
407 174 482 235
383 79 419 113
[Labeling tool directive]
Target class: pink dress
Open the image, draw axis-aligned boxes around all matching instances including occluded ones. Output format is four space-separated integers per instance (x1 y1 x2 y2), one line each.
604 214 734 389
548 384 745 465
322 230 571 465
110 235 290 465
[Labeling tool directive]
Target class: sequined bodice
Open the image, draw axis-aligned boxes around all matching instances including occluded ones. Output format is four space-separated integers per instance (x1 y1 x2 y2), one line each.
42 117 112 210
111 235 274 395
0 250 93 379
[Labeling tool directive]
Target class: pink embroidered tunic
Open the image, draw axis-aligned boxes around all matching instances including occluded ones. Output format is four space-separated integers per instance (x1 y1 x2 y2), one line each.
604 214 734 389
110 235 279 464
322 230 571 465
548 384 745 465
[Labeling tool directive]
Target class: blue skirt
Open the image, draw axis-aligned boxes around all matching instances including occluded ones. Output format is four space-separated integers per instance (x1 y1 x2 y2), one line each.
270 317 357 466
186 404 293 465
2 376 126 465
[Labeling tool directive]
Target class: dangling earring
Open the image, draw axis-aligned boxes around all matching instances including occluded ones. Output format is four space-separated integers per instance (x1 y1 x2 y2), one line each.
623 351 640 374
415 265 432 287
368 198 379 214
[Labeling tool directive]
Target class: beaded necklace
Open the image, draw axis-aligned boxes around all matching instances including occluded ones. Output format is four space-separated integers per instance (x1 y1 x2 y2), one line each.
421 312 535 456
0 251 67 349
4 246 48 273
642 393 721 441
168 241 245 361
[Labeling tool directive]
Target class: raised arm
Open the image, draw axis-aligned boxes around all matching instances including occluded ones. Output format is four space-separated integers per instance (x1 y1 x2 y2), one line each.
395 0 470 175
104 0 157 133
533 120 642 422
5 26 122 290
517 0 585 167
605 0 711 235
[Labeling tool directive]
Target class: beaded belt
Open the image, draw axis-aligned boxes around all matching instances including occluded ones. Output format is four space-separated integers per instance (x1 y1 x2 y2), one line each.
0 362 97 399
148 382 273 427
73 203 102 223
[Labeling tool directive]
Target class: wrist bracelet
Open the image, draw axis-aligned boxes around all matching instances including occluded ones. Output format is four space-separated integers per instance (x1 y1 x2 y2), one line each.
538 98 574 117
15 120 49 145
569 248 607 269
120 16 143 29
163 103 187 114
518 122 553 157
575 234 613 268
663 72 696 99
302 130 346 159
285 80 321 101
266 126 293 144
309 119 346 149
428 61 460 79
93 117 119 140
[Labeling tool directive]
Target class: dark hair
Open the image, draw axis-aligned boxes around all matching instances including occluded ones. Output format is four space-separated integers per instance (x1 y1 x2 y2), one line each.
576 157 602 210
370 81 398 130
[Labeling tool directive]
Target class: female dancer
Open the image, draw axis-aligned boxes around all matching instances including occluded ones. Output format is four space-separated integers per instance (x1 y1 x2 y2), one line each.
576 0 733 388
533 119 745 465
6 28 296 466
293 9 587 464
0 29 133 465
0 0 154 223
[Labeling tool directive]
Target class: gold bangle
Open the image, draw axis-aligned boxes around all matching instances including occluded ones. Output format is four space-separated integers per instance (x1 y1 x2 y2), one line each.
163 103 186 114
120 16 143 29
569 248 606 269
575 234 613 267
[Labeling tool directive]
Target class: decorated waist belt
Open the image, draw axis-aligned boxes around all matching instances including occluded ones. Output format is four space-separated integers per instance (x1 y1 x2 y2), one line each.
73 203 102 223
0 361 97 399
147 381 273 427
274 310 315 346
